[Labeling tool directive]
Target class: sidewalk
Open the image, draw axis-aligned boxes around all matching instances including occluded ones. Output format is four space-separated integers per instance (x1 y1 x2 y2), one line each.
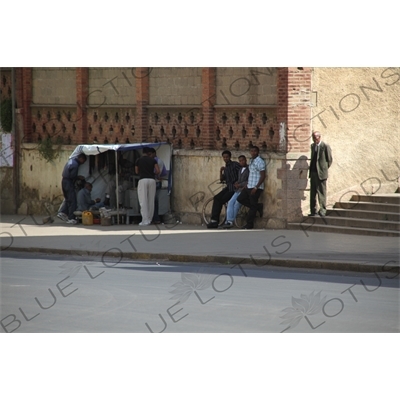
1 214 399 273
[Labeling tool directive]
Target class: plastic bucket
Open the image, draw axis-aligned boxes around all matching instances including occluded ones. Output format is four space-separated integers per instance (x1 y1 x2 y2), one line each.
82 211 93 225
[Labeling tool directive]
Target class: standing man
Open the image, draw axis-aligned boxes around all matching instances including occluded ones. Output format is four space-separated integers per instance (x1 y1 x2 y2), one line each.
207 150 240 229
58 153 87 224
309 131 333 217
135 147 160 226
148 148 168 224
221 155 249 229
237 146 265 229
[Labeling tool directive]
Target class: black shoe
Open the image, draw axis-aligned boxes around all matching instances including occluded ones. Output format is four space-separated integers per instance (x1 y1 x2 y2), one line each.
242 224 253 230
318 211 326 217
258 204 264 218
221 222 233 229
207 221 218 229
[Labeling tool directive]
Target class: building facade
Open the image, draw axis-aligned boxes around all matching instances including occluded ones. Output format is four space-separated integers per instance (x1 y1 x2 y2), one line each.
1 67 399 227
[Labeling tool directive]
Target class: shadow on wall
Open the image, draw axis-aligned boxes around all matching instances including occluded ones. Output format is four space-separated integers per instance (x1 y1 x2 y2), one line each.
286 155 309 222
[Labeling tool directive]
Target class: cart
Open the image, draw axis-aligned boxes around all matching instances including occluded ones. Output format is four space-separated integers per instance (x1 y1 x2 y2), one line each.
68 142 172 224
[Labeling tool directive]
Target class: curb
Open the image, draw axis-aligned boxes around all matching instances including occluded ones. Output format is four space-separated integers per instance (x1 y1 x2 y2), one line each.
2 246 399 274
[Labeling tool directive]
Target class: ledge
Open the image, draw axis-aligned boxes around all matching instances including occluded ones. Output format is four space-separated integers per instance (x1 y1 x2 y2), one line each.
29 104 277 110
213 104 277 109
172 149 286 159
31 104 77 108
147 105 201 109
31 104 137 109
21 143 77 151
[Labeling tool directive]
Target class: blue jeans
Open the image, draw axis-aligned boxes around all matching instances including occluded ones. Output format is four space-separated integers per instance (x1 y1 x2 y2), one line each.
226 191 241 223
60 178 77 220
90 202 105 210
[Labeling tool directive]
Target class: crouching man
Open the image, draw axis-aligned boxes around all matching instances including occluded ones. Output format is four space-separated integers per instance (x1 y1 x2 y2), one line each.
77 182 105 212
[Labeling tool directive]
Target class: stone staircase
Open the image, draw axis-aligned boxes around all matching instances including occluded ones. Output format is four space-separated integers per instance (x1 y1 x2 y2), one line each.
289 194 400 236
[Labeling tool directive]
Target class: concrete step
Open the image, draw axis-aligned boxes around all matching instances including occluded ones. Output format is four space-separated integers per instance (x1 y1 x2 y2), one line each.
334 201 400 213
293 193 400 236
326 208 400 222
304 215 400 231
350 194 400 204
288 222 400 237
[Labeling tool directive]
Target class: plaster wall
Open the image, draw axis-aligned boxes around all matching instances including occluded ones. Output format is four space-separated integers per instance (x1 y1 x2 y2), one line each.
17 146 286 228
310 67 400 210
32 68 76 105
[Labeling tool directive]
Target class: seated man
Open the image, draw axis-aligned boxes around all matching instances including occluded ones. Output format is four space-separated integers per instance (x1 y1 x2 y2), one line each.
207 150 240 229
221 155 249 228
77 182 105 211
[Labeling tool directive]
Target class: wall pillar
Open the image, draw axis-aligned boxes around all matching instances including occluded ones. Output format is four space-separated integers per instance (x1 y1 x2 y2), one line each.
201 67 216 150
276 67 312 223
76 67 89 143
136 68 150 142
21 68 32 142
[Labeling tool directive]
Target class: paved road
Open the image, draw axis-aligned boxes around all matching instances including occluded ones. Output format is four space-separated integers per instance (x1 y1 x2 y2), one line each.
1 251 398 333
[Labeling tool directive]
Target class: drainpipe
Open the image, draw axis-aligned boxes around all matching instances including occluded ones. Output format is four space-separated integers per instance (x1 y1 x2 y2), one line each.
11 67 20 214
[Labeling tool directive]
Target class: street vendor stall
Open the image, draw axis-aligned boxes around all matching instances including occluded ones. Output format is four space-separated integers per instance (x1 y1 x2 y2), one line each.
68 142 172 224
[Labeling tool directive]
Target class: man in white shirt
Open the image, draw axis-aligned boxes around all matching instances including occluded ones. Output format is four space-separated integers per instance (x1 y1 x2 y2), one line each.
237 146 266 229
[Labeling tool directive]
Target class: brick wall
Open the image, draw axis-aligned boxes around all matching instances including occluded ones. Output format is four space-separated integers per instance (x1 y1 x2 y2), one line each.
22 68 33 142
276 67 312 222
280 67 312 154
18 67 281 148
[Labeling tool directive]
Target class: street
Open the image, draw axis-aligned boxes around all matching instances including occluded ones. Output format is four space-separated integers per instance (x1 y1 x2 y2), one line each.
1 251 399 333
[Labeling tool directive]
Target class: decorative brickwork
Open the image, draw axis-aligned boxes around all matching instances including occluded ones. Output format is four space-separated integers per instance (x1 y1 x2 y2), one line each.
17 67 282 148
30 107 77 144
213 108 277 152
87 107 136 145
147 108 201 148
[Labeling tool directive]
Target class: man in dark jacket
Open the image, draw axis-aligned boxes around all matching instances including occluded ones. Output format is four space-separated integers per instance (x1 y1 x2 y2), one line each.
207 150 240 229
77 182 104 211
309 131 333 217
58 153 87 224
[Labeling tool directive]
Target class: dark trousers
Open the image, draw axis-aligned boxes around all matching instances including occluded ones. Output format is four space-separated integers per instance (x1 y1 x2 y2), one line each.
310 171 327 214
237 188 263 227
60 178 77 220
211 187 234 222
